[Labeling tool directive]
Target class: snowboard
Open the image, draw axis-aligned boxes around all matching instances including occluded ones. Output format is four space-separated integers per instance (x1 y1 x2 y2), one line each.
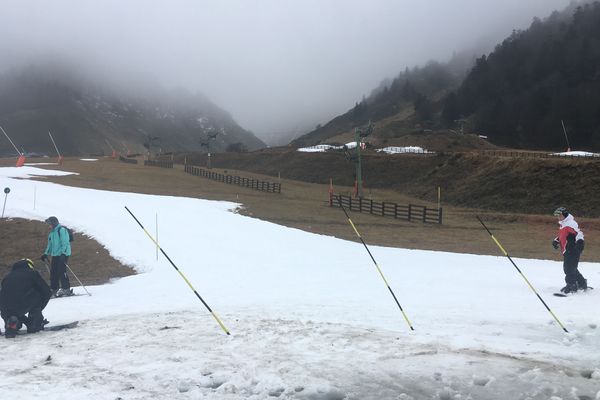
50 293 88 300
553 286 594 297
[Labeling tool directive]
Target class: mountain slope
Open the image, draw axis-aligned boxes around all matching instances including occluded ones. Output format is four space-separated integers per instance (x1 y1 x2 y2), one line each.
0 65 265 156
292 52 476 148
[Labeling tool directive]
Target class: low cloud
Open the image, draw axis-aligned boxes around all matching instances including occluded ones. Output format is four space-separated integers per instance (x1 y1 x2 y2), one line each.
0 0 574 139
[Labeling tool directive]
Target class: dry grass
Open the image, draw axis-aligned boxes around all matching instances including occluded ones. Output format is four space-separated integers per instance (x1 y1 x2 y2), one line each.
0 217 134 285
2 156 597 266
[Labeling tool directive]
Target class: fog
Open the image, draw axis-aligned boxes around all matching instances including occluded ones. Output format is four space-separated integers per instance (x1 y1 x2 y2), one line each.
0 0 574 141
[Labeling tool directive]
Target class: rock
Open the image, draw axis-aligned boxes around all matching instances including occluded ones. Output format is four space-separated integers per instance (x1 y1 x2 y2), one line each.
439 388 453 400
473 376 491 386
177 381 191 393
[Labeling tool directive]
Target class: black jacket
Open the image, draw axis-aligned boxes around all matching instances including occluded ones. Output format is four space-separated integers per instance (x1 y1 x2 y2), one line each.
0 260 51 314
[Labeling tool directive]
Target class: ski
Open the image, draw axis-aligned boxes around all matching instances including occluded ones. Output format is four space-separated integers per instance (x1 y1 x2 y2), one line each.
553 287 594 297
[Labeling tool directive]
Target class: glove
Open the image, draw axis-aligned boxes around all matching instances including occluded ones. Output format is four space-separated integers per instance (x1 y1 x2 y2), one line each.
552 239 559 250
41 254 49 262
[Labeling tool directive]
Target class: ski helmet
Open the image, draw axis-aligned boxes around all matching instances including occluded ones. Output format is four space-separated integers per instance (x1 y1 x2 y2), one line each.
45 216 59 226
553 207 568 217
13 259 35 270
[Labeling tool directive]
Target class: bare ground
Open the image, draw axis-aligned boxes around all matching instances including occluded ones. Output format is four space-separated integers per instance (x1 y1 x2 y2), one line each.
0 217 134 285
2 156 598 271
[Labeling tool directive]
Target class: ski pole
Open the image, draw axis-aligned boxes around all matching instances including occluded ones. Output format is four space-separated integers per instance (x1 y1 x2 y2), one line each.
41 259 51 275
2 187 9 218
124 206 230 335
476 216 568 333
65 263 92 296
336 196 415 331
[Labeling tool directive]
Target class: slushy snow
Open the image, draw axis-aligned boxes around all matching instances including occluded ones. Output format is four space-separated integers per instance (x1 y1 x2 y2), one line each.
0 166 599 399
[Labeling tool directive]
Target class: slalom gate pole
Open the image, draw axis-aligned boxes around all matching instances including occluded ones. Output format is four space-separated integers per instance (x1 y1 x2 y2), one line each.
124 206 230 335
1 187 9 218
476 216 569 333
64 263 92 296
336 196 415 331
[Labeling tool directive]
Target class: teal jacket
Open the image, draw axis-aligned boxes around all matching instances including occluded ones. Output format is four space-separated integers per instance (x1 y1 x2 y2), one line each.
44 224 72 257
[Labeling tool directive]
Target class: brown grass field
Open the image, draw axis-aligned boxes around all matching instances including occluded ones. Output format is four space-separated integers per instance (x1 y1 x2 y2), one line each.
2 155 599 287
0 217 134 285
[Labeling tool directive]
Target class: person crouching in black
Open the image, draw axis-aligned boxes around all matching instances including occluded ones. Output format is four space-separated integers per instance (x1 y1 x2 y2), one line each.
0 259 51 338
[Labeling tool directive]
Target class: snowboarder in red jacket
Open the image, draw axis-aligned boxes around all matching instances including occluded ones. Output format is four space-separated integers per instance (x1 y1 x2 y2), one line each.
552 207 587 294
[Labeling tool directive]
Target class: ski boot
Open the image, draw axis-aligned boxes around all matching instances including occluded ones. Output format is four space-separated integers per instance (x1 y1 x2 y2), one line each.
26 309 46 333
5 316 21 338
577 279 588 291
56 288 74 297
560 283 578 294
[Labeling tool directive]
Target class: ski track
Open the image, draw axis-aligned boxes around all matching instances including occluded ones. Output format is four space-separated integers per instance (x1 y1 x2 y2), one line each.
1 166 600 399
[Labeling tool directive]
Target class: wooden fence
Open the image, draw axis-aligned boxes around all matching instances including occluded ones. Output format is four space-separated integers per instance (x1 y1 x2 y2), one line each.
331 194 442 224
184 164 281 193
144 160 173 168
119 156 138 164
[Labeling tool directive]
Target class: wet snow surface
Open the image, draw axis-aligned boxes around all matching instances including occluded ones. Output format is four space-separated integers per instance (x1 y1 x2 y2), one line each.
1 166 600 400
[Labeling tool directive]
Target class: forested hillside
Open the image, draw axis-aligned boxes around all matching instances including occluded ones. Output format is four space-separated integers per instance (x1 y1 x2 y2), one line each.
443 2 600 150
292 52 474 147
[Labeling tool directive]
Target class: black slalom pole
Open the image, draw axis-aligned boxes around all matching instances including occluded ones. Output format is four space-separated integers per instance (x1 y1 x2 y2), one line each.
2 187 10 218
476 215 568 333
125 206 230 335
336 196 414 331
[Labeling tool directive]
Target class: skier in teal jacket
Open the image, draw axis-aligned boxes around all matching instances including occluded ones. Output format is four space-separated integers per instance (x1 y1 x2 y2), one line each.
40 216 72 297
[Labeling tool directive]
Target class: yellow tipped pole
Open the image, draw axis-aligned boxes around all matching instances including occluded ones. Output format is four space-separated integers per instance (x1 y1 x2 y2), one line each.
125 206 230 335
336 196 414 331
476 215 568 333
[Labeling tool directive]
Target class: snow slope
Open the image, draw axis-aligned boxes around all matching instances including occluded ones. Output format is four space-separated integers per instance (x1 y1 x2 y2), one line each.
552 151 600 158
0 166 599 399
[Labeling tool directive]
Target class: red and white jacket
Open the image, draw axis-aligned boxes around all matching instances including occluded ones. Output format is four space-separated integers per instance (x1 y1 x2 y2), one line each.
555 214 584 254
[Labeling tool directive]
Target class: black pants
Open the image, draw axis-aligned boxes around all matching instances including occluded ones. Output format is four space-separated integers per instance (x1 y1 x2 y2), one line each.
1 291 47 332
50 255 70 291
563 248 585 286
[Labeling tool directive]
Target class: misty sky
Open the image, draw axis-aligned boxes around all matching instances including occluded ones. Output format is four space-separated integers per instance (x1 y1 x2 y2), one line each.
0 0 574 139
